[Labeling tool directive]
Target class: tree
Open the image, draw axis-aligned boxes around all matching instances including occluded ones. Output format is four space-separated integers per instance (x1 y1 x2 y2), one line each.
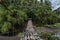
0 0 59 34
0 0 28 33
32 0 58 26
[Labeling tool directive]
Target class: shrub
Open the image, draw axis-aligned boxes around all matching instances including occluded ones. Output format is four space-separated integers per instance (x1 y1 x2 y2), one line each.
40 32 59 40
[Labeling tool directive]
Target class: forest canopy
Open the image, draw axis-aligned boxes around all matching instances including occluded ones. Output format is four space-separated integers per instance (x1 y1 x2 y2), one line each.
0 0 59 34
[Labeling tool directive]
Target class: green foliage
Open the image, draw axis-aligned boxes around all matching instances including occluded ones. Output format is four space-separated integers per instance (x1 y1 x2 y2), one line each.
53 23 60 26
32 4 58 26
0 0 59 34
0 3 28 33
18 32 23 37
40 32 59 40
1 22 11 33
